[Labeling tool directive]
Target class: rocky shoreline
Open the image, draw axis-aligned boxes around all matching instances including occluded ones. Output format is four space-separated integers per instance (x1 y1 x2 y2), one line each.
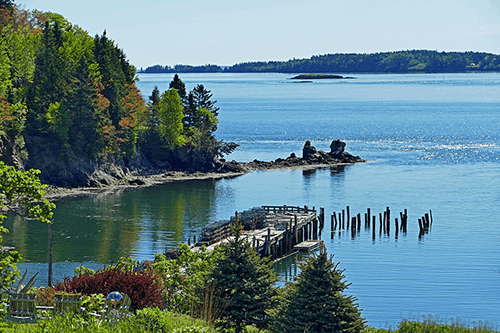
43 139 364 201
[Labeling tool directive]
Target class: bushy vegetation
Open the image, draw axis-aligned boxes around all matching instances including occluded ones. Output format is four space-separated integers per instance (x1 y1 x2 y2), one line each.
1 226 499 332
54 259 163 311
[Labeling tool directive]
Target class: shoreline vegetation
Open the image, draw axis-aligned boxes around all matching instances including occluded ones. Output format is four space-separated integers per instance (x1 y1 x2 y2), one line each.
44 139 364 201
140 50 500 74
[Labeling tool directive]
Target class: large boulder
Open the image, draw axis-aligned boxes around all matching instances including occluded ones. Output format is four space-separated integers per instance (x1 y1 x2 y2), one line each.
302 140 317 159
329 139 346 157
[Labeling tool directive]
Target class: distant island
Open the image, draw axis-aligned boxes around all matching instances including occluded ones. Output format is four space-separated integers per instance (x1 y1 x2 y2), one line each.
290 74 355 80
140 50 500 74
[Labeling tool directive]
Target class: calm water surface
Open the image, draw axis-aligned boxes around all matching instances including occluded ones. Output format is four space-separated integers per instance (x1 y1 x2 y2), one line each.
5 73 500 328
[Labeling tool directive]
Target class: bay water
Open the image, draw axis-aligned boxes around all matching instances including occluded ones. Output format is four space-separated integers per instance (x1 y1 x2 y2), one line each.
5 73 500 328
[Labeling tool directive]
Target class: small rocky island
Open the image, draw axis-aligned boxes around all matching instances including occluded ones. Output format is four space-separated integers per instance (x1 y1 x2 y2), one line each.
221 139 364 172
290 74 356 80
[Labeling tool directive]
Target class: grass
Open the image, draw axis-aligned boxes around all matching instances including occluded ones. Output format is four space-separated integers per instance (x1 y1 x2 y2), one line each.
0 312 498 333
363 315 499 333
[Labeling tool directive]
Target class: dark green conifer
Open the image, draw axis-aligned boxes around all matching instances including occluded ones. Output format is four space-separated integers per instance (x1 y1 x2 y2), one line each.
272 244 366 333
210 213 278 332
169 74 187 102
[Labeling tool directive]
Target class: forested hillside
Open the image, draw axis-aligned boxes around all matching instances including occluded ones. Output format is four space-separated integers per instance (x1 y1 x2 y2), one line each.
142 50 500 74
0 1 236 187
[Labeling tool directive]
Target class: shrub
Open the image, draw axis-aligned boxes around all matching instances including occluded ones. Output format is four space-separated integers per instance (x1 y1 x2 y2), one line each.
54 259 163 311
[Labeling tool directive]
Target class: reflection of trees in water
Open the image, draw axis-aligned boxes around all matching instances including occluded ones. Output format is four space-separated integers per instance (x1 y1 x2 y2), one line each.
3 179 218 264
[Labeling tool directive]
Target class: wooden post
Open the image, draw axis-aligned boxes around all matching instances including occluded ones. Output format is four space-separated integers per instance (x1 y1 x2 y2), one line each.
293 215 297 244
372 215 376 240
357 213 361 231
379 213 383 234
48 222 53 287
346 206 350 229
367 208 371 228
342 209 345 229
386 208 390 234
395 218 399 238
313 218 318 240
351 217 356 238
429 209 433 226
266 228 271 256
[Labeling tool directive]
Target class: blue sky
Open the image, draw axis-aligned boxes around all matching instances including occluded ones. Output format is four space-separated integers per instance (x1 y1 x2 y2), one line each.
19 0 500 69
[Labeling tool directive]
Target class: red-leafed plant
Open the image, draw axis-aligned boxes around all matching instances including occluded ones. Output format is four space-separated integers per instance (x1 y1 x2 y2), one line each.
54 260 163 311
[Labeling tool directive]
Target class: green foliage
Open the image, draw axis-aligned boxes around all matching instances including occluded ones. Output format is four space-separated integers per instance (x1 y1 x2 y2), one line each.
157 88 186 149
210 215 278 332
0 161 55 288
169 74 187 102
1 7 236 186
152 243 223 320
395 316 498 333
271 244 365 333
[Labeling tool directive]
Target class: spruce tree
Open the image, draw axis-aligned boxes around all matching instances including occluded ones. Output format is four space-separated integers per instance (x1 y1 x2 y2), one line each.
272 244 365 333
210 213 278 332
169 74 187 102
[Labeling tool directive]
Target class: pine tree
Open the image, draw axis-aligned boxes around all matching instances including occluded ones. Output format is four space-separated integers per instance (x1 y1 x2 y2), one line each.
210 213 278 332
272 244 365 333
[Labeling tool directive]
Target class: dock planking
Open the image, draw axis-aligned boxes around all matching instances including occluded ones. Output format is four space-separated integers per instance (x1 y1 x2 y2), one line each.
192 205 325 261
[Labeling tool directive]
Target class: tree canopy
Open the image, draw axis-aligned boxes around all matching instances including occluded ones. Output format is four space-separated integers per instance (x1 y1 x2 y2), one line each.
0 6 235 186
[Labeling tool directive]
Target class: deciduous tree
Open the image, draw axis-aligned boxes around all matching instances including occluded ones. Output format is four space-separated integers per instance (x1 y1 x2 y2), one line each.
157 88 186 148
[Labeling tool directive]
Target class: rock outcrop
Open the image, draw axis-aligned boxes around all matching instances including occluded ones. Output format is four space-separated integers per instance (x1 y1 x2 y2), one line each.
244 139 363 170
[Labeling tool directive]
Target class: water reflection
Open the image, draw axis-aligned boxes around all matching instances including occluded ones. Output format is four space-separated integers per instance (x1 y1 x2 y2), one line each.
4 179 219 264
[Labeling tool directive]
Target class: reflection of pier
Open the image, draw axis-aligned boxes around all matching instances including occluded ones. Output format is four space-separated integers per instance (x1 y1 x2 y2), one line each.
192 205 325 261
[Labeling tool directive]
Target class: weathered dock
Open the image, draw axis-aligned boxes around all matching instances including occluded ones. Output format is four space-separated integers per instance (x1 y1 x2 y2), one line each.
191 205 325 261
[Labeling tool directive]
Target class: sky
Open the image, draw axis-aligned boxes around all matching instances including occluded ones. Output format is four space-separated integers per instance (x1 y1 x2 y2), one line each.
18 0 500 69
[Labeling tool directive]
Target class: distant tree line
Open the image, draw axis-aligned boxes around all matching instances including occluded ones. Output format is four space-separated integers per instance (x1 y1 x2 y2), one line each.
142 50 500 74
0 2 235 186
142 64 222 73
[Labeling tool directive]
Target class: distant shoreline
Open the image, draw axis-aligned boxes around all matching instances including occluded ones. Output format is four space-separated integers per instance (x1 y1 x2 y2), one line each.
138 50 500 74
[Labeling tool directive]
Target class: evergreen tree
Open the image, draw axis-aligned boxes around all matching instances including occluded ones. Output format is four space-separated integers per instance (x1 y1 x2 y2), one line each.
169 74 187 102
210 213 278 332
191 84 219 118
272 244 365 333
64 57 104 157
26 20 66 134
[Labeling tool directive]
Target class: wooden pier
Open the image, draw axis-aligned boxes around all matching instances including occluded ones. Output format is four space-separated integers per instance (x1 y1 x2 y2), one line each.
192 205 325 261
